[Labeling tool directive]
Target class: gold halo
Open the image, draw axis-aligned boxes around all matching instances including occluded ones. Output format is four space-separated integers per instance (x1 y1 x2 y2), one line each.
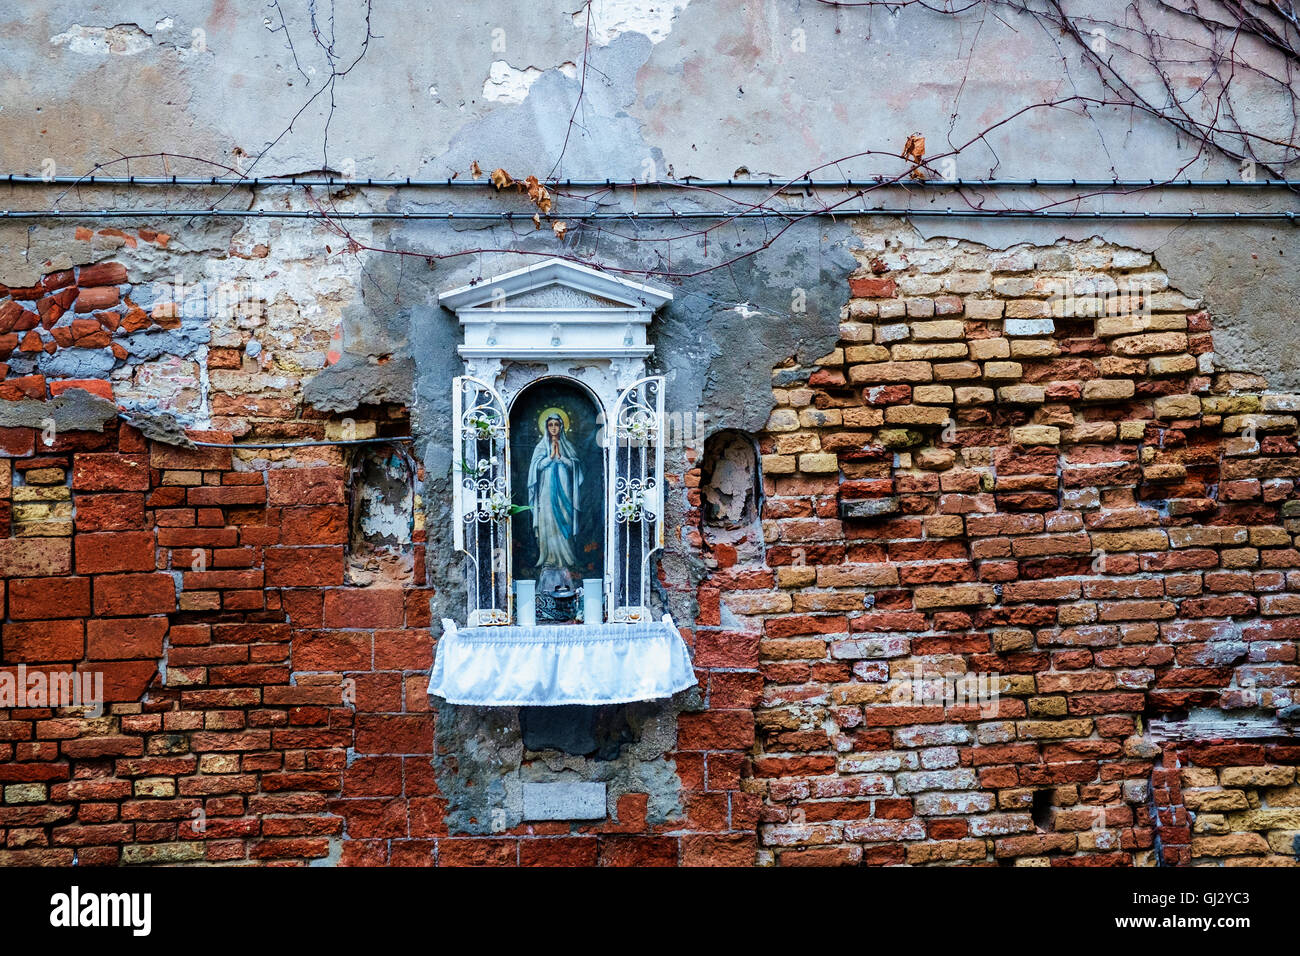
537 406 571 435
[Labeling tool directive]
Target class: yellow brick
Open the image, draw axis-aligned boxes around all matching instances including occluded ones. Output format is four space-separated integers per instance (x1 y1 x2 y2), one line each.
798 452 840 473
799 408 841 427
1112 332 1189 356
968 338 1010 361
849 362 934 384
997 385 1045 404
955 386 994 405
766 408 800 432
12 486 71 502
845 345 891 363
982 361 1022 381
776 433 820 455
1015 719 1095 739
1154 394 1200 419
1220 765 1296 787
884 405 950 427
842 407 885 428
723 592 793 615
1011 425 1059 445
1010 340 1057 359
762 454 796 475
777 566 816 588
1082 379 1135 402
1148 354 1197 376
924 515 964 537
326 419 377 441
913 584 996 608
933 362 981 381
911 320 965 340
892 342 968 361
913 385 954 404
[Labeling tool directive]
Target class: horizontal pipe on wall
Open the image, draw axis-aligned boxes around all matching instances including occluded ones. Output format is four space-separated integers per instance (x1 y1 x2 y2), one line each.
2 208 1296 222
4 174 1300 189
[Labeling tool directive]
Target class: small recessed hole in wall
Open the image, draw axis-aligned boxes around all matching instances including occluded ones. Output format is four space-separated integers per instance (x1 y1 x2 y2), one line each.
700 429 762 529
699 429 764 566
1031 788 1054 831
347 441 416 585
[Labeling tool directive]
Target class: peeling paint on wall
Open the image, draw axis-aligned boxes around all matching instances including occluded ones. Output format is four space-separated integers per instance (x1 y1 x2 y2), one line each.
577 0 692 46
50 23 154 56
482 60 578 103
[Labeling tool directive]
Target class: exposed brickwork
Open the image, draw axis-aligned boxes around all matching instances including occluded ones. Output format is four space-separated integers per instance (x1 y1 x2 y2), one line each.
0 252 180 401
1170 742 1300 865
4 241 1299 866
700 237 1300 866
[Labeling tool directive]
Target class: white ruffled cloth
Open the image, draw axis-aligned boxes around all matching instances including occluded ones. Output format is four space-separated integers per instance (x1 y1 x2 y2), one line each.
427 615 697 706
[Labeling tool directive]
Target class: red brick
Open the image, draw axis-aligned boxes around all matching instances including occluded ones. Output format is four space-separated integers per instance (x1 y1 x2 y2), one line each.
438 839 517 867
677 711 756 750
598 836 677 867
849 277 897 298
520 838 600 867
3 620 83 661
93 573 176 616
73 287 119 312
267 467 346 505
76 262 128 286
374 630 433 670
0 538 72 577
74 493 145 531
71 454 149 491
74 531 156 573
280 505 348 544
86 617 168 660
265 547 344 586
187 485 266 506
323 589 404 628
7 577 91 619
48 379 114 402
294 631 373 671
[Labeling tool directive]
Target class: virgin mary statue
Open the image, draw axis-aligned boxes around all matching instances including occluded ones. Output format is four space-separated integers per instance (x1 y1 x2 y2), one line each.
527 412 583 570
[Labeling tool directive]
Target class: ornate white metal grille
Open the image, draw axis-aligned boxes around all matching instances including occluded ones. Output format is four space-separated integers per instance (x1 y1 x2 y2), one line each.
452 375 512 625
605 375 665 623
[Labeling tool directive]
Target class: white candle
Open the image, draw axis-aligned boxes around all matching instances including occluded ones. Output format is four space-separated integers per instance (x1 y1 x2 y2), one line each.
583 579 603 624
516 579 536 627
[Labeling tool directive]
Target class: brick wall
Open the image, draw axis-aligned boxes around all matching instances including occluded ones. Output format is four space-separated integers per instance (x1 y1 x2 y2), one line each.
708 237 1300 866
0 388 754 863
3 238 1299 866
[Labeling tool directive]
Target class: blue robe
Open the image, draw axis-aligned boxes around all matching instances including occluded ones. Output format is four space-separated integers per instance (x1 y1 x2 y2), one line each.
528 432 582 568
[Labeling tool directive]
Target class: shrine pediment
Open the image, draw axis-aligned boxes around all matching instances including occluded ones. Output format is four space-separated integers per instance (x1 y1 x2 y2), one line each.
438 258 672 312
438 259 673 361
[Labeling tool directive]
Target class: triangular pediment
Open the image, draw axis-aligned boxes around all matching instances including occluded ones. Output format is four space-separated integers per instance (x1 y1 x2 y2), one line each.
438 259 672 312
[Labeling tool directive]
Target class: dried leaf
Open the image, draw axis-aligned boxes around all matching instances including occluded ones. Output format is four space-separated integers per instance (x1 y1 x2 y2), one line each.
470 160 483 179
552 220 568 239
532 212 541 229
490 167 513 190
909 167 927 181
902 132 926 164
524 175 553 213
